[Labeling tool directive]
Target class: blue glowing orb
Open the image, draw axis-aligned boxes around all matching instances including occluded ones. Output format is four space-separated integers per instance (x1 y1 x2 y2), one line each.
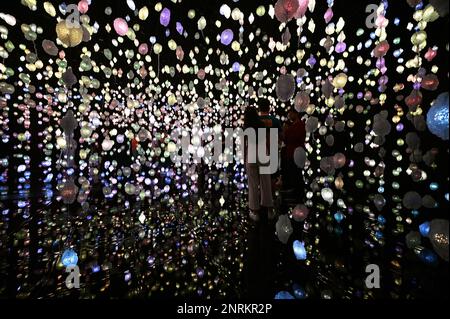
427 92 449 140
220 29 234 46
232 62 240 72
274 291 295 300
176 22 184 35
419 221 430 237
61 248 78 267
375 231 383 239
292 283 307 299
430 182 439 191
160 8 171 27
334 211 344 223
293 240 307 260
419 249 438 266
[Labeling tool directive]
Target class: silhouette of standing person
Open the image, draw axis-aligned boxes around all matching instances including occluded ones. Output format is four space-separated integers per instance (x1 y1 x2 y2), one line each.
244 107 274 222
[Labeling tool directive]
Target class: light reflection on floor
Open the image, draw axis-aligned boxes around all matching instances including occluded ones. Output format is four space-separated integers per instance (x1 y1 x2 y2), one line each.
0 185 250 298
0 182 448 299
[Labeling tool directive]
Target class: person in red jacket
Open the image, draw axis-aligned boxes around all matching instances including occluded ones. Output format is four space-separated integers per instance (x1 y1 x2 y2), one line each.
281 107 306 201
131 137 139 156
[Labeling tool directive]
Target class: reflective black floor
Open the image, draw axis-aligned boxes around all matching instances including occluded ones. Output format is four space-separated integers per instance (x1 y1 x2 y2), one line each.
1 182 448 299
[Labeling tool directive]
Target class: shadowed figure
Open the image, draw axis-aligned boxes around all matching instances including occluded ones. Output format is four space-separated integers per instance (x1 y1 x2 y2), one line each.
242 209 278 298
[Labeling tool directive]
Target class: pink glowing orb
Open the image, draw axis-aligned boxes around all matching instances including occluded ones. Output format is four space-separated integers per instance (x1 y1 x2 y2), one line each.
113 18 129 36
78 0 89 14
138 43 149 55
294 0 309 18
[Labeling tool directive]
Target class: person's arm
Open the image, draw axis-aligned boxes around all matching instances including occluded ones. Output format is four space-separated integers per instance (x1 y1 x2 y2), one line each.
282 123 289 143
299 121 306 146
276 118 283 141
244 134 248 164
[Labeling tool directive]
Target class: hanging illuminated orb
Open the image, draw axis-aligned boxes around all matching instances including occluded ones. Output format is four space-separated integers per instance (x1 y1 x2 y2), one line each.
324 7 334 23
295 0 309 18
176 22 184 35
61 249 78 267
77 0 89 14
220 29 234 46
138 43 149 55
293 240 307 260
429 219 449 261
419 221 431 237
426 92 449 140
55 21 83 47
113 18 128 36
333 72 348 89
335 42 347 53
160 8 171 27
292 204 309 222
334 211 345 223
275 0 299 23
42 39 58 56
292 283 307 299
276 74 296 102
321 187 334 203
307 55 317 67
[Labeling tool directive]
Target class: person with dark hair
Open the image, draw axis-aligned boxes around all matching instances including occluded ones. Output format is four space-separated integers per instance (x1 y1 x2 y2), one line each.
258 99 282 131
243 107 274 222
280 107 306 201
244 107 262 132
